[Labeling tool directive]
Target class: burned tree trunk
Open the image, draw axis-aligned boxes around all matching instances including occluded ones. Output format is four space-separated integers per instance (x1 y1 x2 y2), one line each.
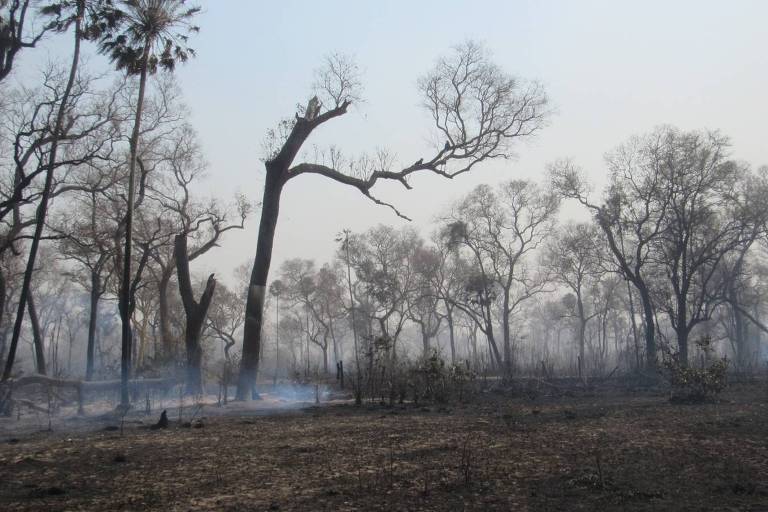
638 285 657 371
446 307 456 365
86 272 101 381
236 165 285 400
174 233 216 396
27 293 46 375
157 269 177 362
0 268 5 354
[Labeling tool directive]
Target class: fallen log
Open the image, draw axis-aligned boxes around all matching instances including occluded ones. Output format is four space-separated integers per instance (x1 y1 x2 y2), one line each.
7 398 51 414
81 377 177 395
3 375 85 415
1 375 179 416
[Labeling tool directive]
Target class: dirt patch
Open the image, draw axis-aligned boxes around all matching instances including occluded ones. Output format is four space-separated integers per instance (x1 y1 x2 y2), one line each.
1 384 767 511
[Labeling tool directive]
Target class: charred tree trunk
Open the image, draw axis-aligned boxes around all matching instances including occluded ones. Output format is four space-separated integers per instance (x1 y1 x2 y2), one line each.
157 269 176 362
236 164 285 399
322 334 329 374
727 269 748 369
85 272 101 381
175 233 216 396
27 293 45 375
625 279 641 372
485 327 502 370
676 325 690 368
446 307 456 365
576 291 586 380
501 295 512 377
421 324 430 356
235 99 352 399
638 284 657 371
675 294 689 368
0 267 5 357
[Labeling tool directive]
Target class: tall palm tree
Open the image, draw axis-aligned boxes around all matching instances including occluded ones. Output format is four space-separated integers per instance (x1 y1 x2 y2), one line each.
96 0 199 407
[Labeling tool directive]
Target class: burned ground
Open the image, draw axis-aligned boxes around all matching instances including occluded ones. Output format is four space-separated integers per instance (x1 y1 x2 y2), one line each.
1 383 767 511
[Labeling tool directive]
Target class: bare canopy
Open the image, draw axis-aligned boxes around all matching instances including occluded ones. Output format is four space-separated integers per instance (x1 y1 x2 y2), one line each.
236 41 549 399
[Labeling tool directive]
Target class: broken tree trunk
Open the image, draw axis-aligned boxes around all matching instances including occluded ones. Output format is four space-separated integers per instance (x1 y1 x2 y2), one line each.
174 233 216 396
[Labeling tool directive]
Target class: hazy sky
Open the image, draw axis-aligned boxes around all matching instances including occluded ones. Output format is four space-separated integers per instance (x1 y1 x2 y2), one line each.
15 0 768 286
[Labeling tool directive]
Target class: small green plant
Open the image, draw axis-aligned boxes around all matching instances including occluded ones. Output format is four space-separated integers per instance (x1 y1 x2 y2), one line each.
661 336 729 402
411 351 475 403
411 351 448 403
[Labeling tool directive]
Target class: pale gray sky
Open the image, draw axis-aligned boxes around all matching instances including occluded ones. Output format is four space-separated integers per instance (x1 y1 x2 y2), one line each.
16 0 768 285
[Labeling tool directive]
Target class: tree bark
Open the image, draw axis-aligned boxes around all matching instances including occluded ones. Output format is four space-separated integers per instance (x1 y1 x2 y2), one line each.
27 293 45 375
174 233 216 396
85 272 100 381
576 291 586 379
157 268 176 361
0 267 5 362
638 285 657 371
501 295 512 377
0 268 5 348
421 325 430 356
486 327 502 370
321 335 329 374
675 294 689 368
236 165 284 400
446 307 456 365
625 279 641 372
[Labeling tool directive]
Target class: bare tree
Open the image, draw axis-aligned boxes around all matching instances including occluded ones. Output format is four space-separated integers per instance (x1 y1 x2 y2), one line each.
147 122 249 362
55 185 116 380
174 232 214 395
206 281 245 363
0 0 63 82
312 263 347 371
0 66 123 381
544 222 604 378
278 258 317 375
447 180 559 376
407 246 443 357
237 42 548 399
649 129 763 366
348 225 420 365
551 146 670 372
429 232 468 365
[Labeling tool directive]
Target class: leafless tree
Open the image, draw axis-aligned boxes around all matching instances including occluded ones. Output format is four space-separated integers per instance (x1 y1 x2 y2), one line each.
348 225 421 365
648 129 765 366
428 233 470 366
544 222 604 378
237 42 548 398
0 0 62 82
55 183 116 380
407 246 443 358
551 145 670 372
447 180 559 375
0 67 124 381
173 232 214 395
147 121 249 362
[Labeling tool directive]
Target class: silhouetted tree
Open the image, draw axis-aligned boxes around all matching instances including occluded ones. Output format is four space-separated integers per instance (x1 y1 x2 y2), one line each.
237 42 548 399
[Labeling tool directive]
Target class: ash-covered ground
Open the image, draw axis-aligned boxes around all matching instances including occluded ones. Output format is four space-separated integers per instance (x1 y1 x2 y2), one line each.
1 382 767 511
